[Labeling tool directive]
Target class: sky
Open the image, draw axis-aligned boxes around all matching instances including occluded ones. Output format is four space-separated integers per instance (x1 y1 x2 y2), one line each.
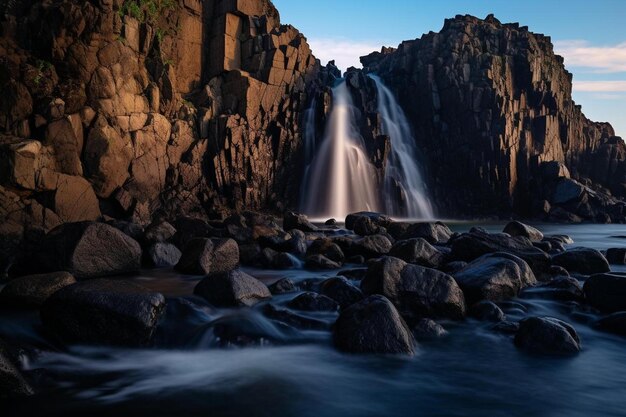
272 0 626 137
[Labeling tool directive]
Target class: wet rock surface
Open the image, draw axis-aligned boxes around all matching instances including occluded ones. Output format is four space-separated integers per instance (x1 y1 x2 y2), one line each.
514 317 581 355
194 270 271 308
0 271 76 307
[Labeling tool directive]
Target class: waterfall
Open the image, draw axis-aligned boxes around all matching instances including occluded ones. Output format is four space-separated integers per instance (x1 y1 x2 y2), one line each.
301 80 381 220
301 76 433 221
369 75 434 219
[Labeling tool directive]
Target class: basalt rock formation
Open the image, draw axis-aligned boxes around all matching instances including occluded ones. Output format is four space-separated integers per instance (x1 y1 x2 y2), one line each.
361 14 626 221
0 0 319 272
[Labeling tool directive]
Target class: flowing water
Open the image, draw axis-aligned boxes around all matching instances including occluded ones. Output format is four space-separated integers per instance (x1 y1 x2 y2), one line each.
301 81 381 219
301 77 434 221
370 75 434 219
3 223 626 416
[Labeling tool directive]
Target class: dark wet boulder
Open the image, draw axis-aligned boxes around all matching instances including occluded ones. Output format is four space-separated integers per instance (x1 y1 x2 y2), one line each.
37 222 142 279
0 340 34 398
362 257 466 321
325 218 337 226
514 317 581 355
144 221 177 244
552 178 585 205
194 270 271 308
453 253 537 305
389 238 446 268
441 261 468 275
492 321 520 335
337 268 368 280
305 254 341 270
549 266 570 277
263 304 329 331
283 212 319 232
146 243 182 268
205 311 294 347
449 229 550 275
584 273 626 312
239 243 263 266
333 295 416 355
269 278 297 295
41 279 166 346
469 301 506 322
595 312 626 336
288 292 339 312
552 248 610 275
345 212 392 231
176 238 239 275
606 248 626 265
320 277 365 309
276 229 308 256
350 235 393 259
108 220 144 241
503 221 544 242
261 248 299 270
353 216 384 236
521 276 584 302
172 217 215 249
0 272 76 307
387 222 452 244
307 238 345 263
412 319 448 339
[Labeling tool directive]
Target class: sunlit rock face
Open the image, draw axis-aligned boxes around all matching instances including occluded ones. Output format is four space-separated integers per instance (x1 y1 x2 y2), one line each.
0 0 320 248
362 14 626 220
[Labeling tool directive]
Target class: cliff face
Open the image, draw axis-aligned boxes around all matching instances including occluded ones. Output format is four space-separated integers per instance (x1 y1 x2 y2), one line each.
362 14 626 220
0 0 319 264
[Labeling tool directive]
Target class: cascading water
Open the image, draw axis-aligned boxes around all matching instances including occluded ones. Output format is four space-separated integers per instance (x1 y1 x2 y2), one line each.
369 75 434 219
301 80 381 220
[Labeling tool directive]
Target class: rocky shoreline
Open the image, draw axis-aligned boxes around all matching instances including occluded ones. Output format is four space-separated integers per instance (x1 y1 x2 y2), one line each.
2 211 626 399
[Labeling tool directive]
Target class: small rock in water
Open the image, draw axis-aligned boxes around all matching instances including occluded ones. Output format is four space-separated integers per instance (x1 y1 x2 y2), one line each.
413 319 448 339
263 304 329 331
283 212 319 232
350 235 393 259
144 221 177 244
41 279 166 346
269 278 297 295
584 273 626 312
288 292 339 312
0 271 76 307
146 243 182 268
194 270 271 307
176 238 239 275
305 254 341 270
552 248 610 275
333 295 416 355
320 277 365 309
469 301 506 322
325 218 337 226
522 276 584 302
514 317 581 355
345 212 392 231
389 238 446 268
503 221 544 242
606 248 626 265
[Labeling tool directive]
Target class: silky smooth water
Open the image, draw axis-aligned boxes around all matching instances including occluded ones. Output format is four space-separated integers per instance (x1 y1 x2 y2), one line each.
3 223 626 417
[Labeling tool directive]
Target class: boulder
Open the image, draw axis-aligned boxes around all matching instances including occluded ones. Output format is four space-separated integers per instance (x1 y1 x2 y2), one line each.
268 278 297 295
469 301 506 322
144 221 177 244
345 212 392 230
176 238 239 275
288 292 339 312
194 270 271 307
503 221 544 242
552 248 610 275
521 276 584 302
353 216 384 236
0 271 76 307
595 312 626 336
362 257 466 321
146 243 182 268
584 273 626 312
552 179 585 204
514 317 581 355
320 277 365 309
283 212 318 232
387 222 452 244
263 304 329 331
0 340 34 398
305 254 341 270
449 229 550 275
350 235 393 259
388 238 445 268
412 318 448 339
333 295 416 355
307 239 345 263
37 222 142 279
453 253 537 305
606 248 626 265
41 279 166 346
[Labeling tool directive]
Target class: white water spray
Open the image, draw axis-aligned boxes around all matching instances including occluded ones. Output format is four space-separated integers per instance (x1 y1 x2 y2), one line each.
369 75 434 219
302 81 381 219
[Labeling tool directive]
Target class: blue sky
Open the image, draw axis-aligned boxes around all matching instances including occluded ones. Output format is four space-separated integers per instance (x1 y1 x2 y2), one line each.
273 0 626 137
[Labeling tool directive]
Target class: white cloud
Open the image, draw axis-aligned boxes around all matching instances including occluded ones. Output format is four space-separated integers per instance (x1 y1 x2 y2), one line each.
307 38 384 71
573 80 626 92
554 40 626 73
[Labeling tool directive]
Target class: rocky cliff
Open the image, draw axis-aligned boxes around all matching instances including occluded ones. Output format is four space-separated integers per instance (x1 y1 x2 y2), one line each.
361 14 626 221
0 0 319 270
